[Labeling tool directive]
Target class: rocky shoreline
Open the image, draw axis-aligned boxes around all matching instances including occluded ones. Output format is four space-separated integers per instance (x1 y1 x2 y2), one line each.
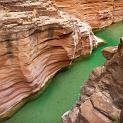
62 40 123 123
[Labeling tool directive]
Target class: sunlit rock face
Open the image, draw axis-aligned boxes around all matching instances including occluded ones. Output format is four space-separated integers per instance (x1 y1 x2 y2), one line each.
62 41 123 123
53 0 123 29
0 0 101 120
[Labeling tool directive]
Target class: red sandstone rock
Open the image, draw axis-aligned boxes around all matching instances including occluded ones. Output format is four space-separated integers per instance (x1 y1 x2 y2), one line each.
53 0 123 29
0 0 123 121
0 0 102 120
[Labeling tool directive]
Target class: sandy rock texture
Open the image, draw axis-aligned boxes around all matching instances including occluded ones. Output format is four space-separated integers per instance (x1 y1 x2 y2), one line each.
54 0 123 29
0 0 101 120
62 41 123 123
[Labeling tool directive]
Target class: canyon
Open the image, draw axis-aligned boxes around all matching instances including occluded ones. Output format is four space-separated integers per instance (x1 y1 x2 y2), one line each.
0 0 101 120
0 0 123 122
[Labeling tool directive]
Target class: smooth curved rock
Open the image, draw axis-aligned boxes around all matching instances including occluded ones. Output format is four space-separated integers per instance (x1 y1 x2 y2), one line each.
0 0 101 120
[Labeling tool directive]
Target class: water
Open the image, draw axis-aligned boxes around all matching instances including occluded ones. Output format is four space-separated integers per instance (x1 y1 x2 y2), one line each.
3 21 123 123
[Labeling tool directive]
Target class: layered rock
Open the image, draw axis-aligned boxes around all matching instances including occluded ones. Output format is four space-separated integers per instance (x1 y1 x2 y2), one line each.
62 40 123 123
53 0 123 29
0 0 101 120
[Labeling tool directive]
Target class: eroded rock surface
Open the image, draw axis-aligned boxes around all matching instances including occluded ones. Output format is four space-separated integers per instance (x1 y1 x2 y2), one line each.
62 41 123 123
54 0 123 29
0 0 101 120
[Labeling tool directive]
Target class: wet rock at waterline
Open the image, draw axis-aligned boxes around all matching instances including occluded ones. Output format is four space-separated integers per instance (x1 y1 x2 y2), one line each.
0 0 103 120
62 40 123 123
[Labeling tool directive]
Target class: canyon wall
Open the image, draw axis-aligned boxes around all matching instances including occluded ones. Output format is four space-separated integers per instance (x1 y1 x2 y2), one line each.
54 0 123 29
0 0 101 120
62 41 123 123
0 0 123 121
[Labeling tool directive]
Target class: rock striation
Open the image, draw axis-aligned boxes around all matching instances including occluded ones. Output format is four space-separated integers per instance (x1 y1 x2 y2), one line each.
54 0 123 29
0 0 101 120
62 40 123 123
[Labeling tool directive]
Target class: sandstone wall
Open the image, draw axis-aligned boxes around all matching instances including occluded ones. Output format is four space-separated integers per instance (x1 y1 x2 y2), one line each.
54 0 123 29
0 0 101 120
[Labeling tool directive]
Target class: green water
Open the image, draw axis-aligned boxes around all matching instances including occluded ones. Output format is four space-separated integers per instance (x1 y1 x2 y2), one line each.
3 21 123 123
